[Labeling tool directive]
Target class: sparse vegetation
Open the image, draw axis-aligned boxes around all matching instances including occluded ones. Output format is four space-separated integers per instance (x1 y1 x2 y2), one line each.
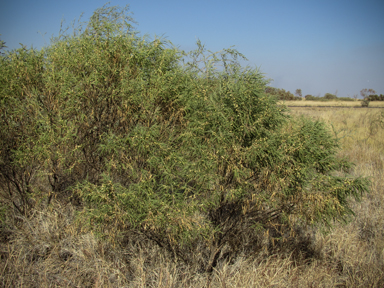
280 100 384 108
364 94 384 101
265 86 302 100
304 94 355 102
1 4 383 287
361 98 370 107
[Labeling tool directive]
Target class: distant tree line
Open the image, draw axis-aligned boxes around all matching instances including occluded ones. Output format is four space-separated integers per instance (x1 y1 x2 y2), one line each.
266 87 383 102
359 88 384 102
304 93 354 101
265 87 356 101
264 83 384 103
364 94 384 101
265 86 301 100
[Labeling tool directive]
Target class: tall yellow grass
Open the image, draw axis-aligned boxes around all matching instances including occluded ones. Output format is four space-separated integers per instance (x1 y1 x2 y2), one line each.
1 107 383 287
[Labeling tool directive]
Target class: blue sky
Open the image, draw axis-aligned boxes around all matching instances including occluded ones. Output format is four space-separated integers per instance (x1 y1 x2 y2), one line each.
1 0 383 97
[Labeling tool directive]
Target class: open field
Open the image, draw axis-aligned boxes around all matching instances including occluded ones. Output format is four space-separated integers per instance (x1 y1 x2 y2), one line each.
279 100 384 108
1 107 383 287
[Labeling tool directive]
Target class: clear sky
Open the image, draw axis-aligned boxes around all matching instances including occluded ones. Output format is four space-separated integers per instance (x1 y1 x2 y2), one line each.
1 0 383 98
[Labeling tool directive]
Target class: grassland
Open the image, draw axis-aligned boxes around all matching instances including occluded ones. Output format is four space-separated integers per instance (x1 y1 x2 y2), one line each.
279 100 384 108
1 106 383 287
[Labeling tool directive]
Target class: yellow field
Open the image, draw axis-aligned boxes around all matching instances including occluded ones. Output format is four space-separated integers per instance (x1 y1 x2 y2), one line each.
279 100 384 107
289 107 384 150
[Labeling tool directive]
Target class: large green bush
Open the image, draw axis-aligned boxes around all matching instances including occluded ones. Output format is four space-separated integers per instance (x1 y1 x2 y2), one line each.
0 4 369 271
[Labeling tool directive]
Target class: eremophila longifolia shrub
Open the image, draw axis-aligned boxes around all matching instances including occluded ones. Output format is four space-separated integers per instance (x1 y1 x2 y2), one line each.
0 4 369 272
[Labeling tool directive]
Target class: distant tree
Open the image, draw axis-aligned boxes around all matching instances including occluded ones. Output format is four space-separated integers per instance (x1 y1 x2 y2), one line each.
368 95 379 101
338 97 354 102
360 88 376 99
295 89 302 98
305 94 317 100
324 93 337 100
353 94 358 101
266 86 298 100
366 94 384 101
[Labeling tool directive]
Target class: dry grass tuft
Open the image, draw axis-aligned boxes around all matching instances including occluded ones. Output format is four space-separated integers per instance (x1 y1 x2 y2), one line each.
0 203 130 287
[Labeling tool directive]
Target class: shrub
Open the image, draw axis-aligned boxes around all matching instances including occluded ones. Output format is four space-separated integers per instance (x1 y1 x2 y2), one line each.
305 95 330 101
337 97 355 101
0 45 46 214
265 87 299 100
366 94 384 101
305 94 316 100
361 99 370 107
0 3 369 272
324 93 338 100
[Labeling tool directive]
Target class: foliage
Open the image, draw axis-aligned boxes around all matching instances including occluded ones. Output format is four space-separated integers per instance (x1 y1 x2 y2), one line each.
0 44 46 214
337 97 355 101
305 94 316 100
360 89 378 107
324 93 337 100
0 4 369 272
266 87 301 100
295 89 302 98
0 35 6 55
366 94 384 101
304 94 355 102
359 89 384 106
361 99 370 107
360 88 376 99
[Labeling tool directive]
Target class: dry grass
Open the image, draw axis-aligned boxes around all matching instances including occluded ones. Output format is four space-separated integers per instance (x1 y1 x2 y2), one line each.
279 100 384 107
1 107 384 287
